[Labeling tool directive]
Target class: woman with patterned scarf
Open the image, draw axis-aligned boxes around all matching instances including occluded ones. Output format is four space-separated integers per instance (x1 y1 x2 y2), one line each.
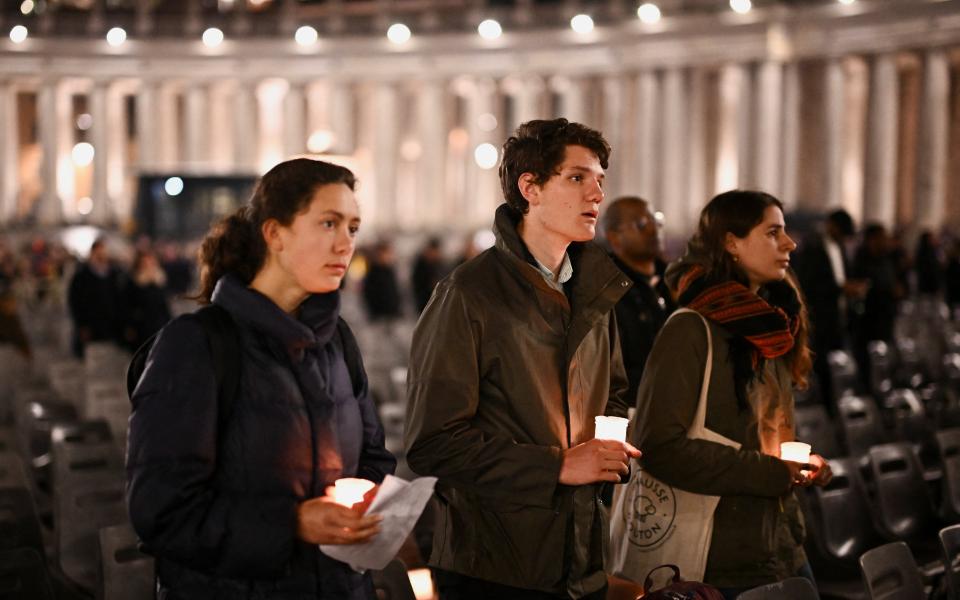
632 190 833 599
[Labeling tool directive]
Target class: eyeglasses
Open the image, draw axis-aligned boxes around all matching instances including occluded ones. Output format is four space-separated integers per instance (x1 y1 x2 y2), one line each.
616 214 663 232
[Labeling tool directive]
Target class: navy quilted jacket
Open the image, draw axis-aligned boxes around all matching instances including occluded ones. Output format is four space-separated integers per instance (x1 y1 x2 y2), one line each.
126 275 396 599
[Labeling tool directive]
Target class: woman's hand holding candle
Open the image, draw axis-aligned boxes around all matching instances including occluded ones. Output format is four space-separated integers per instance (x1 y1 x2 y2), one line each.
295 495 382 545
806 454 833 486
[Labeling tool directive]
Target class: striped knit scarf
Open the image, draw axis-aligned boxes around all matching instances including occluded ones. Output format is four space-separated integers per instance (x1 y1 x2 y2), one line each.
676 264 799 368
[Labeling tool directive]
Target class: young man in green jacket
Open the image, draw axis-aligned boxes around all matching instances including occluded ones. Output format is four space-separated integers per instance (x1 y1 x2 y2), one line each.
405 118 641 600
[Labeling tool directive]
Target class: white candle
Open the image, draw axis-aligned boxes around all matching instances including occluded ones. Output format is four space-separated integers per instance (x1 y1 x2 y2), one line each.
780 442 812 464
594 416 629 442
333 478 375 507
407 568 435 600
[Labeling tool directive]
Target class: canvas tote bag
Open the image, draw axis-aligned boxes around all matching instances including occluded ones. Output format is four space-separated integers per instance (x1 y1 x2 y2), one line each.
608 308 741 583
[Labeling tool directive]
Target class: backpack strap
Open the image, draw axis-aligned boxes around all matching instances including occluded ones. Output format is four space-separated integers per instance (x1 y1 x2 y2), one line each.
194 304 242 431
334 317 363 396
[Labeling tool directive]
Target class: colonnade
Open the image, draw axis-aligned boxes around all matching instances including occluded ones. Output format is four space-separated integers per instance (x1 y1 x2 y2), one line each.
1 1 958 236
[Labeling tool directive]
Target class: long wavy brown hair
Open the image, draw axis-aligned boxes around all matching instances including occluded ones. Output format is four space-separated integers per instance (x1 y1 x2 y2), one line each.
689 190 813 390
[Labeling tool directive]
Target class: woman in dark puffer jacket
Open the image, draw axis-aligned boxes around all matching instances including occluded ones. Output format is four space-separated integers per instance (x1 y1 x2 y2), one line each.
126 158 396 600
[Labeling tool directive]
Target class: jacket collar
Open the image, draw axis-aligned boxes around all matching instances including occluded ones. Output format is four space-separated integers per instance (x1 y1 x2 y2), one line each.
492 204 631 359
211 274 340 361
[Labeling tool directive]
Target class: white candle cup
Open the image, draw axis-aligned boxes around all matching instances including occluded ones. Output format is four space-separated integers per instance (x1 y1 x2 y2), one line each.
333 478 375 507
780 442 812 464
594 416 629 443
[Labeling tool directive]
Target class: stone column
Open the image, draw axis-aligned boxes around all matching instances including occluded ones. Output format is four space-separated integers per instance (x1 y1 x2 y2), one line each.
556 76 588 125
417 79 447 228
661 68 687 237
0 81 19 224
257 80 288 171
89 80 112 224
634 70 660 202
823 58 845 210
106 85 129 224
686 68 708 232
715 64 747 193
207 81 234 170
233 80 259 172
863 54 898 229
914 50 949 232
601 74 627 198
510 75 546 130
780 62 800 210
37 80 67 226
182 82 210 167
328 81 355 155
155 82 179 171
136 79 158 172
464 77 499 227
283 81 307 158
372 82 399 227
754 61 783 195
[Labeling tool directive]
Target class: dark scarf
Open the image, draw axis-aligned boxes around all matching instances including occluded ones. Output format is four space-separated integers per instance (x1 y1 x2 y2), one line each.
676 264 801 409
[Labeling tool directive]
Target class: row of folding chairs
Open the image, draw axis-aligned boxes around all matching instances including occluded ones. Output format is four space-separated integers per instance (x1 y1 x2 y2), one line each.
732 527 960 600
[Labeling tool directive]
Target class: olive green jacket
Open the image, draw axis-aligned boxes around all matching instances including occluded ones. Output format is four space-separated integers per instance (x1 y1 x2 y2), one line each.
405 204 632 598
633 310 807 588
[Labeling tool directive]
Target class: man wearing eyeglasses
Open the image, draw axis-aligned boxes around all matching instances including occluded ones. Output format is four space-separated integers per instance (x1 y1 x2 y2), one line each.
603 196 676 405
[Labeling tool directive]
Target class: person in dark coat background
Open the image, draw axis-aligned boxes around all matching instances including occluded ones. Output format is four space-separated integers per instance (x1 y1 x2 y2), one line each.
411 237 448 314
794 209 865 407
849 223 902 390
122 249 172 351
914 230 943 297
947 239 960 320
126 158 396 600
362 240 403 321
67 237 125 357
602 196 675 405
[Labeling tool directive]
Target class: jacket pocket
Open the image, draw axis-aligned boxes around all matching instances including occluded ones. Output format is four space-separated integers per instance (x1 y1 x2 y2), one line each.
472 500 567 591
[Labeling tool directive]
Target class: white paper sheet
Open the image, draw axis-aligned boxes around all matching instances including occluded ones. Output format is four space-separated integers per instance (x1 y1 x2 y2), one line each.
319 474 437 572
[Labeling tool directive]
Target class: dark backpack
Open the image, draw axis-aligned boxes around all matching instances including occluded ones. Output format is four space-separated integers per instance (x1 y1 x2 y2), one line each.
642 565 725 600
126 304 364 429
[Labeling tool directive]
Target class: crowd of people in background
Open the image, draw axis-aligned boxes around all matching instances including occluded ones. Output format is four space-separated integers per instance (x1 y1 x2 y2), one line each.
1 209 959 391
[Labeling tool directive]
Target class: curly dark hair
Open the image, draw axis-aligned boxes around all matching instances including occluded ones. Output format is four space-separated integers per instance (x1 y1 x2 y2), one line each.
194 158 356 303
498 118 610 216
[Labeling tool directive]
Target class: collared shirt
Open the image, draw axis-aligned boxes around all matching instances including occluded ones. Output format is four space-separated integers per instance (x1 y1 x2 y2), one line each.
531 252 573 293
824 237 846 286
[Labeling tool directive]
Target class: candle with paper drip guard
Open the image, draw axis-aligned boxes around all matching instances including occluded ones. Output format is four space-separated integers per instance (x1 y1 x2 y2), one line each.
333 478 375 507
594 416 629 442
780 442 811 464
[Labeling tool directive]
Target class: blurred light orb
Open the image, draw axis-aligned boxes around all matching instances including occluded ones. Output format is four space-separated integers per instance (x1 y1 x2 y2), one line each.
477 19 502 40
77 197 93 215
387 23 411 45
72 142 95 167
474 143 499 170
637 3 661 24
307 130 335 154
20 1 34 15
477 113 498 133
106 26 126 47
164 177 184 196
570 14 594 34
295 25 318 46
202 27 224 48
76 113 93 131
9 25 28 44
730 0 752 14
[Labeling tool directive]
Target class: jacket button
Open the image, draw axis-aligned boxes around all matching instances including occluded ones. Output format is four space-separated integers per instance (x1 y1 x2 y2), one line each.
621 280 629 287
